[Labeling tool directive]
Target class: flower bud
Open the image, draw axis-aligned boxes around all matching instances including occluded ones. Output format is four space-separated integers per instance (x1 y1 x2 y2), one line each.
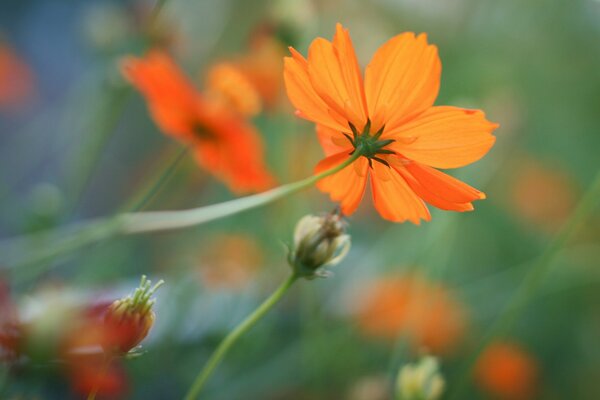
102 276 163 355
288 211 351 279
396 356 445 400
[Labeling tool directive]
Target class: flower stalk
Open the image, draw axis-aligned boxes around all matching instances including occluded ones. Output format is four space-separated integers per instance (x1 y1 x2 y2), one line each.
3 151 362 273
183 273 298 400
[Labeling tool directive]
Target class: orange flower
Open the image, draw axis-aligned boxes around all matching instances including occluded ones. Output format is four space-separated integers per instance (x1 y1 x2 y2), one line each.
122 51 275 193
509 158 578 232
205 62 263 117
475 341 539 400
284 24 498 223
198 234 263 290
205 35 286 114
0 42 34 110
353 274 467 354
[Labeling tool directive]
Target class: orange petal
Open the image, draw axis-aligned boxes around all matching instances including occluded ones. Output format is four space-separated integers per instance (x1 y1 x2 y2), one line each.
315 153 369 215
389 106 498 169
192 106 275 194
284 49 349 132
121 51 199 140
396 161 484 211
316 124 353 157
365 33 441 132
331 23 369 124
370 163 431 224
307 28 368 129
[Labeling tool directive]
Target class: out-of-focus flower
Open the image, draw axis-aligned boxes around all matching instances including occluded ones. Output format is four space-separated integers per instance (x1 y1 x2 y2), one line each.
62 277 162 397
0 41 34 111
102 275 162 355
288 211 351 279
204 28 286 114
474 341 539 400
347 374 390 400
396 355 445 400
122 51 275 193
62 303 128 398
284 23 498 223
198 234 263 289
352 275 467 354
205 62 263 117
235 33 286 109
69 355 128 399
508 158 578 232
0 278 20 363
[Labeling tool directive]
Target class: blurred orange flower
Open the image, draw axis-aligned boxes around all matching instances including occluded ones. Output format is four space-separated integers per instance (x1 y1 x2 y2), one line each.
198 234 264 290
204 33 285 114
509 158 578 232
61 301 128 398
0 42 34 110
205 62 263 117
284 24 498 223
353 275 467 354
475 341 539 400
122 51 275 193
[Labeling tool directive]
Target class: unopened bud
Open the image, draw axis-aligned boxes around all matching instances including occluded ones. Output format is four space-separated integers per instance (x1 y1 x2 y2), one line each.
396 356 445 400
102 276 163 355
288 211 351 279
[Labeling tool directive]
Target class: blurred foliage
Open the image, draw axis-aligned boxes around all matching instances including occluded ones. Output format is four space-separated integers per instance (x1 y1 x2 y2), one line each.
0 0 599 399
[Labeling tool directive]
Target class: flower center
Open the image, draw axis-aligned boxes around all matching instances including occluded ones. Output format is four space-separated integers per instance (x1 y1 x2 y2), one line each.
345 120 395 168
192 122 217 141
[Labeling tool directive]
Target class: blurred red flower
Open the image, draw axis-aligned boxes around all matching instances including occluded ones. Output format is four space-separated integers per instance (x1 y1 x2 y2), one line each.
0 42 34 111
0 278 21 362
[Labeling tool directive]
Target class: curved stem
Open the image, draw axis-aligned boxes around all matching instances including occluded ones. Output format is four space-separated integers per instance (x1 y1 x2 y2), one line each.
448 171 600 400
2 152 360 273
121 151 361 234
124 146 189 212
184 274 298 400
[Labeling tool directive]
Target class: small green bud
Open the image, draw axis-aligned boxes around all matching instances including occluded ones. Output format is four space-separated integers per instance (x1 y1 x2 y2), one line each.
396 356 445 400
288 211 351 279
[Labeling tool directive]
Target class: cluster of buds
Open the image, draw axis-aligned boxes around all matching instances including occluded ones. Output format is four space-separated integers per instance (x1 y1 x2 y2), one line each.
396 355 445 400
102 275 163 355
288 211 351 279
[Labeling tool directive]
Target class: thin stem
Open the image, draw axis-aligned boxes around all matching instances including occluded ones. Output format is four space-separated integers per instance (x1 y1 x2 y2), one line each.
448 171 600 400
183 274 298 400
2 152 361 273
123 151 361 234
68 0 171 209
124 146 189 212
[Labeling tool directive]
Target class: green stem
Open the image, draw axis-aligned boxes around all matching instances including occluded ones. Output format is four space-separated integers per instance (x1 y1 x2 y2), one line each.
183 274 298 400
448 171 600 400
123 146 189 212
122 151 361 234
69 0 171 209
2 152 360 271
